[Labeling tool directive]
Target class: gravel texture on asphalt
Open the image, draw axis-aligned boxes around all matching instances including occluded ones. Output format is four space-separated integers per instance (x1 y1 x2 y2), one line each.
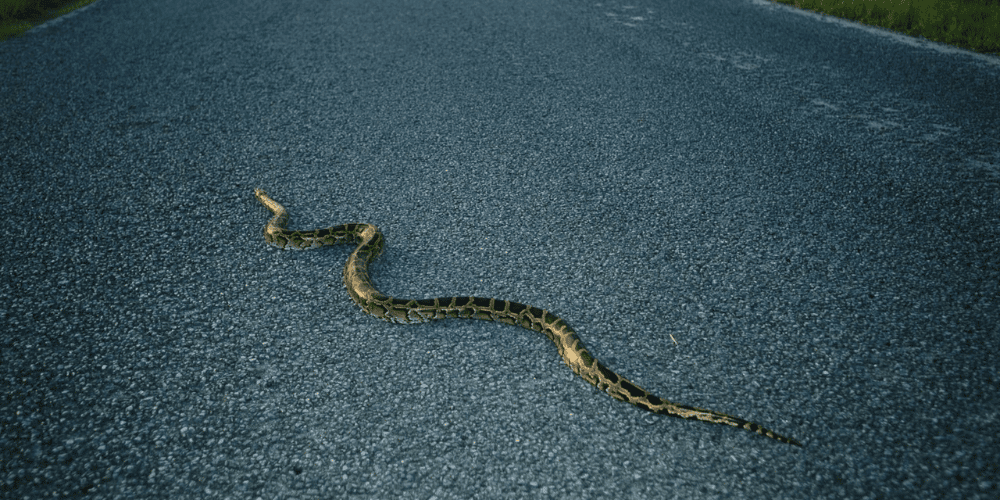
2 0 998 498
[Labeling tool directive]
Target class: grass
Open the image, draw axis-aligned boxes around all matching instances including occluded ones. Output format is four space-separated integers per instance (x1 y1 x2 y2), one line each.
768 0 1000 56
1 0 997 58
0 0 96 41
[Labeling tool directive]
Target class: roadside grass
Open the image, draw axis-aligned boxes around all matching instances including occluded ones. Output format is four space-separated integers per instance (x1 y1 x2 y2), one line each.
769 0 1000 56
0 0 96 41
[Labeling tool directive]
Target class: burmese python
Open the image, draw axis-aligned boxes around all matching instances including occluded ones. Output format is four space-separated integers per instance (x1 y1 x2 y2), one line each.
254 189 801 446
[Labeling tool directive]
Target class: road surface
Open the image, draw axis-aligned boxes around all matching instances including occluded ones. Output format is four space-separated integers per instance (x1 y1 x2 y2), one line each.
2 0 998 498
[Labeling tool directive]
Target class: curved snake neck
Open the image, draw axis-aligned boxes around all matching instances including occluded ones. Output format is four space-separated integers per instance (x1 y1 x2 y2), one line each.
254 189 800 446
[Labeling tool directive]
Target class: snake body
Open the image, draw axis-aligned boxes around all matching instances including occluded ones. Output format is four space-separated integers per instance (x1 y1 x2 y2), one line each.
254 189 800 446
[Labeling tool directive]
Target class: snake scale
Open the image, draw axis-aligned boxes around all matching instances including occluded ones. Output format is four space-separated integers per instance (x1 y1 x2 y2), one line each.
255 189 801 446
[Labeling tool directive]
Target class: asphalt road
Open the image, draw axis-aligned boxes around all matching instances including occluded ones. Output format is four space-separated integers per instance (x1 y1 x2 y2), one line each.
2 0 998 498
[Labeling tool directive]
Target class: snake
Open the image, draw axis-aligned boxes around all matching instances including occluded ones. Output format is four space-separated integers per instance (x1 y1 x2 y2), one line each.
254 189 801 446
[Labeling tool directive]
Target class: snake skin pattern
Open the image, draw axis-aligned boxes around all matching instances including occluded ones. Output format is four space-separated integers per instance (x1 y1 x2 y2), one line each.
255 189 801 446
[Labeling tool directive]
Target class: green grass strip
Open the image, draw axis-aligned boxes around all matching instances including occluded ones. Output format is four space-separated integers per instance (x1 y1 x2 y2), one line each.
1 0 97 41
770 0 1000 56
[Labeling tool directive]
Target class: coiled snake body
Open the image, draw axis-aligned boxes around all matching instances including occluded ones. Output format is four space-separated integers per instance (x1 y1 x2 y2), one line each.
255 189 800 446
